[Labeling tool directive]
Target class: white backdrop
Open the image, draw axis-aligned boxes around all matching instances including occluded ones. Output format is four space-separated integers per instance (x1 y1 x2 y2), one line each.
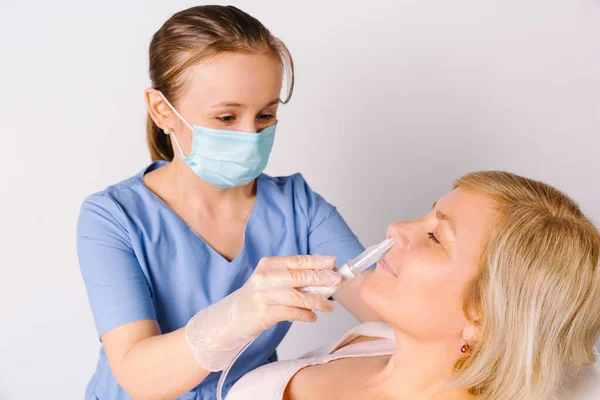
1 1 599 399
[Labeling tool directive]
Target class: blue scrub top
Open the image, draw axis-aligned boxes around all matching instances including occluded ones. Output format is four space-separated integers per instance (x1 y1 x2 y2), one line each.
76 161 364 400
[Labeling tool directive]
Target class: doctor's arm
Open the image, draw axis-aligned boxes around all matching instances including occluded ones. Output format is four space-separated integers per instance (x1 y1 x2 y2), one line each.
101 321 210 400
95 257 341 400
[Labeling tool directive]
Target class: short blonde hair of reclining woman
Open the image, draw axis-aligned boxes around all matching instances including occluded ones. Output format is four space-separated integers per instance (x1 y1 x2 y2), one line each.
227 171 600 400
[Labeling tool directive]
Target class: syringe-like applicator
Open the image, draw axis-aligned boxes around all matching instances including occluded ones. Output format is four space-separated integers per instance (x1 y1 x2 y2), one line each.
300 237 395 297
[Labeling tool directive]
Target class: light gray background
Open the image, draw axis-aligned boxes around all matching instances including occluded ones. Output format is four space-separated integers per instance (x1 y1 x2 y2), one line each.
1 0 599 399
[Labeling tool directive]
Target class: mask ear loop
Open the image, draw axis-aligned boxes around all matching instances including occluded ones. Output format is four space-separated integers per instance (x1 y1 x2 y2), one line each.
158 91 193 158
163 128 186 158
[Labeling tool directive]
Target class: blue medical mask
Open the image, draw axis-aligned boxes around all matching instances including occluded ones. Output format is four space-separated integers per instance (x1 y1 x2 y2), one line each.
159 92 277 188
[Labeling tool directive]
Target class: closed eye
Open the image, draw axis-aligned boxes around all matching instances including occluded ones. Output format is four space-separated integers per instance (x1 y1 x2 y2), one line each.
428 232 440 244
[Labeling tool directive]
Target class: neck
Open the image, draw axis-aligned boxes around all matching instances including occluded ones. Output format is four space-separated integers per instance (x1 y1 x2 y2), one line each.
163 158 256 216
373 331 472 400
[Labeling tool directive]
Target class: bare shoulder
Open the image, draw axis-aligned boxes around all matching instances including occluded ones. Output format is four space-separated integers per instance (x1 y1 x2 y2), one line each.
283 336 389 400
283 359 352 400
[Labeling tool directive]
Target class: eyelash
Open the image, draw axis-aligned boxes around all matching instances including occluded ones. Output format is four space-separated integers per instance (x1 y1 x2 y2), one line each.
216 114 275 123
428 232 441 244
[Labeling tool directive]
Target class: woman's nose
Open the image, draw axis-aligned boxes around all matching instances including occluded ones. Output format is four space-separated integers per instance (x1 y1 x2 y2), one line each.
386 221 413 250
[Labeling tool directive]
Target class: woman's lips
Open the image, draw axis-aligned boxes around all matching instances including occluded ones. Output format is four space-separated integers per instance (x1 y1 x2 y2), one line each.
377 257 397 277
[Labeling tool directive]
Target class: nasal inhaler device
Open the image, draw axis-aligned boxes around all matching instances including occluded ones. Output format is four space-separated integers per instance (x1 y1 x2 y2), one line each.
300 237 395 297
217 238 395 400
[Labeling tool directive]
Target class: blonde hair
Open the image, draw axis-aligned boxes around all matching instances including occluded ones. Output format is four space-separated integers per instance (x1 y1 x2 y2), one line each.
452 171 600 400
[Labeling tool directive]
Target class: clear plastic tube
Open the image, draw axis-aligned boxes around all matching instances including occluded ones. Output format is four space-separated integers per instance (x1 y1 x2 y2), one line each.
217 335 258 400
300 237 395 297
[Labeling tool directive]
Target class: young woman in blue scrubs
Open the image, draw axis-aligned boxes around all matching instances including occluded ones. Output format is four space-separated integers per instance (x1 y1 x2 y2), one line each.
77 6 378 400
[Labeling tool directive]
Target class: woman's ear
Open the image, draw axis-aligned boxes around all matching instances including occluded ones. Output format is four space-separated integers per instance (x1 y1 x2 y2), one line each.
145 88 172 130
462 323 479 345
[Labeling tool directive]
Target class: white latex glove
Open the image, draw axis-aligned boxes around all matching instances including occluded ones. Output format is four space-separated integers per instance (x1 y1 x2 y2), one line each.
185 255 341 371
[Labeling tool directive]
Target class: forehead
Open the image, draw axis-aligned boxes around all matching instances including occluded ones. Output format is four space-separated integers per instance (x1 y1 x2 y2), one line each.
181 52 283 105
436 187 497 243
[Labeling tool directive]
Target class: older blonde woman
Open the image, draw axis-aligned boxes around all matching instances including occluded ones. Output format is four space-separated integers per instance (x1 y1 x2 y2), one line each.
227 171 600 400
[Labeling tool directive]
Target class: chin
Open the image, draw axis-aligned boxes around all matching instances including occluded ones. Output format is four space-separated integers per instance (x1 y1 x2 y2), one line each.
359 269 390 319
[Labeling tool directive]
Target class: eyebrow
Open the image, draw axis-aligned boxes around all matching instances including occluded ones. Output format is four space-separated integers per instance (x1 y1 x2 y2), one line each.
210 98 280 109
432 202 457 234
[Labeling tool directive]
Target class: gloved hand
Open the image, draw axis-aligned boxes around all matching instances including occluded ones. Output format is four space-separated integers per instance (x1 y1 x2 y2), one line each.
185 255 341 371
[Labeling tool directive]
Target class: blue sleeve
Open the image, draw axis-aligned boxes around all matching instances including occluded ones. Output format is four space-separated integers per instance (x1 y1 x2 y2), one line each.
76 193 156 338
292 174 365 266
